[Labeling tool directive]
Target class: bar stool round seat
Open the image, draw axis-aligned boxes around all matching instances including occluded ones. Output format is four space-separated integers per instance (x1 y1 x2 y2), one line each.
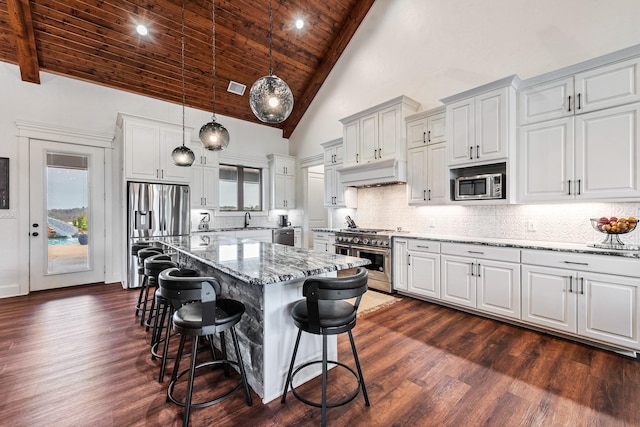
281 268 370 427
160 268 252 426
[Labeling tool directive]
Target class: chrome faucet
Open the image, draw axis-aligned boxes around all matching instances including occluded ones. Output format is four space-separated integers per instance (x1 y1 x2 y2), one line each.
244 212 251 228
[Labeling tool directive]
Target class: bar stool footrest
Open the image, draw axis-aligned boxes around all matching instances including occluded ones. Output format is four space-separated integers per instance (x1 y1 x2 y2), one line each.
289 360 362 409
167 360 244 409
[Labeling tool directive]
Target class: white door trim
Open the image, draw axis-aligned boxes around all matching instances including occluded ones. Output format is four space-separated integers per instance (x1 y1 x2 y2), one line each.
16 122 114 295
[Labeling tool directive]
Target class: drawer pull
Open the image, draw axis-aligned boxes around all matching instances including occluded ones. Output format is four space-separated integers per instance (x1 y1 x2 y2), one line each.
417 245 430 249
467 250 484 255
562 261 589 266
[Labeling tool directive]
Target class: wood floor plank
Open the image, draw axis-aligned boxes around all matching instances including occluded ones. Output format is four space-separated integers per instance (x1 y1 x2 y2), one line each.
0 283 638 426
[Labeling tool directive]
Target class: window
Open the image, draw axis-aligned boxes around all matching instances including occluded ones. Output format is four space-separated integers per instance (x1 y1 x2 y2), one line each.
219 164 263 211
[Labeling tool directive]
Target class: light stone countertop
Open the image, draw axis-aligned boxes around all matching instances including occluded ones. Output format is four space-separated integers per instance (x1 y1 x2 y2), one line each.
392 232 640 259
161 235 371 285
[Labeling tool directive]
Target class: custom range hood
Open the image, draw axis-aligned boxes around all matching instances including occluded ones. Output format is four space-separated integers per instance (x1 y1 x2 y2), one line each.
338 158 406 187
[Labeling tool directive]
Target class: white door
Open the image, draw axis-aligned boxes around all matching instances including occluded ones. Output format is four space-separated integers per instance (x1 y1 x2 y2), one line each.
476 260 521 319
441 255 475 308
29 140 105 291
447 98 474 166
521 265 576 333
427 143 447 204
575 103 640 199
408 251 440 299
475 87 508 162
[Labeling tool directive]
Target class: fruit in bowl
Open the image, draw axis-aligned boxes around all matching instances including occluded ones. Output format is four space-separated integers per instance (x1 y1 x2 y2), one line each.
591 216 637 234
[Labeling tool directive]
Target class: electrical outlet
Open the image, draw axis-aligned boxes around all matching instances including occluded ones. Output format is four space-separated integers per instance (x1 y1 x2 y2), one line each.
526 220 536 232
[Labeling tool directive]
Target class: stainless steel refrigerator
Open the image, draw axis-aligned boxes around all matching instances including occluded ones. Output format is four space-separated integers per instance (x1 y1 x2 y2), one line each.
127 182 190 288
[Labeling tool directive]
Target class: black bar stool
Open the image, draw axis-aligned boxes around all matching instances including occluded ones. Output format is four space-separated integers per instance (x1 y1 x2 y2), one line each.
159 268 252 426
153 267 200 382
136 247 164 326
143 253 178 345
281 268 370 427
132 242 152 317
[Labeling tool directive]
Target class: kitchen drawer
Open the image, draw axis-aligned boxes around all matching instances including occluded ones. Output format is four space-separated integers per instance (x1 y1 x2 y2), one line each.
441 242 520 263
521 249 639 277
407 239 440 254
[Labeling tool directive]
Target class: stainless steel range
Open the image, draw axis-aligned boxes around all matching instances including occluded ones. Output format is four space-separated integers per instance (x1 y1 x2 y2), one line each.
335 228 394 293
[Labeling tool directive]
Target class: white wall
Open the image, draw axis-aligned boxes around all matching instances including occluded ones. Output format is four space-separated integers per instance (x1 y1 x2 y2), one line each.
289 0 640 158
0 63 288 297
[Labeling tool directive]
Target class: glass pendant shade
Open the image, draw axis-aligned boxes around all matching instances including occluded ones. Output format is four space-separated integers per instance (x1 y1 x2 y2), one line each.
171 144 195 166
199 118 230 151
249 75 294 124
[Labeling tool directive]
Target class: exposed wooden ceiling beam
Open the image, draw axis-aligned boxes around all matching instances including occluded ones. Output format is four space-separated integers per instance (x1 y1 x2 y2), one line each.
282 0 377 139
6 0 40 84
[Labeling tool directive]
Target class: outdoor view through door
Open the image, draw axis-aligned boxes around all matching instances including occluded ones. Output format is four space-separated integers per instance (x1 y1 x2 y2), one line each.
29 140 105 291
46 153 90 273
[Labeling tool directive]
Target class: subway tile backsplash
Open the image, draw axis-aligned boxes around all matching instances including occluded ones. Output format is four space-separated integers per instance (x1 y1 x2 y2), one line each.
332 184 640 246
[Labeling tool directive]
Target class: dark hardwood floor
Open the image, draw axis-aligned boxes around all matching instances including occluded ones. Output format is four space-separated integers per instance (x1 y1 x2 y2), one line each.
1 283 639 426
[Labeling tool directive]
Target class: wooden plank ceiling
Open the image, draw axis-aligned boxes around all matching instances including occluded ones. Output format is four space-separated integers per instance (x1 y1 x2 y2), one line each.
0 0 376 138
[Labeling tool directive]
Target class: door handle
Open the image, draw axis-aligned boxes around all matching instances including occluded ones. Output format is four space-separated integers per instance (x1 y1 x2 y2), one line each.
470 263 475 276
408 254 411 266
577 93 581 110
428 189 431 201
477 263 481 277
580 277 584 295
423 131 426 143
476 145 480 158
568 95 572 112
469 146 473 160
427 130 431 143
423 190 426 201
568 276 573 293
32 232 39 237
374 149 377 159
568 179 572 195
378 148 381 158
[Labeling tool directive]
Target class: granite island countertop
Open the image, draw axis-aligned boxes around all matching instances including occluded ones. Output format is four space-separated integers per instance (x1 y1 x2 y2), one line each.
161 235 370 285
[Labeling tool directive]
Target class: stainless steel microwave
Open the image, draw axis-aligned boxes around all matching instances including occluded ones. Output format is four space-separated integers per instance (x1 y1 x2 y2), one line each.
454 173 504 200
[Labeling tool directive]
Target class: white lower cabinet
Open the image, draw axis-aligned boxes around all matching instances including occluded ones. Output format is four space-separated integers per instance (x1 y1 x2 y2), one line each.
522 264 640 350
313 232 335 253
407 240 440 298
440 243 521 319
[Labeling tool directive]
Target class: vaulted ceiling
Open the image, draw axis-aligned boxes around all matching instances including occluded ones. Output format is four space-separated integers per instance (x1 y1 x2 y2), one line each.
1 0 376 138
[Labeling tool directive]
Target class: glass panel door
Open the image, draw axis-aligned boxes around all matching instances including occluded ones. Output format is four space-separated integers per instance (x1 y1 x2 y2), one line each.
30 140 105 291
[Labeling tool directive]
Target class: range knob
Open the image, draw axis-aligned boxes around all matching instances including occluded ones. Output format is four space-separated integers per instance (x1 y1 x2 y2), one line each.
352 237 359 244
362 238 369 245
381 241 389 246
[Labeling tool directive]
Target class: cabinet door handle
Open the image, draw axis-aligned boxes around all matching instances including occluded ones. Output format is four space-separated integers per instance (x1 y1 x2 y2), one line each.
562 261 589 266
423 190 426 201
577 179 581 195
161 169 164 178
378 148 381 158
568 179 572 195
580 277 584 295
477 263 481 277
423 131 426 143
476 145 480 159
427 130 431 143
469 146 473 160
408 254 411 266
203 156 206 165
428 189 431 201
156 169 160 179
568 95 572 112
568 276 573 293
356 153 359 163
470 263 475 277
577 93 581 110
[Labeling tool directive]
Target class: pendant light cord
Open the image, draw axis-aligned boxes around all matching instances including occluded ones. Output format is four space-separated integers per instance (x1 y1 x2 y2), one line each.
211 0 216 120
268 0 273 76
181 0 186 147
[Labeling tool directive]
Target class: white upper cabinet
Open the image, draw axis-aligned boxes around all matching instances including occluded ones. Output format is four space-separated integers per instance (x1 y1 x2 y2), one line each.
119 113 191 184
407 143 447 205
268 154 296 209
407 110 446 149
443 76 519 167
189 141 219 208
518 50 640 202
519 57 640 125
340 96 420 167
321 139 357 208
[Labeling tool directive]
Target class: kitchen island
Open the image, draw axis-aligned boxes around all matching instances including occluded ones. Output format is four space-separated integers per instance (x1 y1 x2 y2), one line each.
160 235 371 403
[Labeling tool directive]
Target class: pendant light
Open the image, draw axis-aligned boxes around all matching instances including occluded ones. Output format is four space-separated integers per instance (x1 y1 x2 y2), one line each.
249 0 294 124
171 0 195 167
199 0 230 151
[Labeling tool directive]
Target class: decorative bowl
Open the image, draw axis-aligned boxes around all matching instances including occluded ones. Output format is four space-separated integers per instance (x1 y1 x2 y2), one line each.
589 217 638 248
590 217 637 234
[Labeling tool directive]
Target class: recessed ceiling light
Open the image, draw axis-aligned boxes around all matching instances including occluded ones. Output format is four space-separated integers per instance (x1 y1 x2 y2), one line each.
136 24 148 36
295 19 304 29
